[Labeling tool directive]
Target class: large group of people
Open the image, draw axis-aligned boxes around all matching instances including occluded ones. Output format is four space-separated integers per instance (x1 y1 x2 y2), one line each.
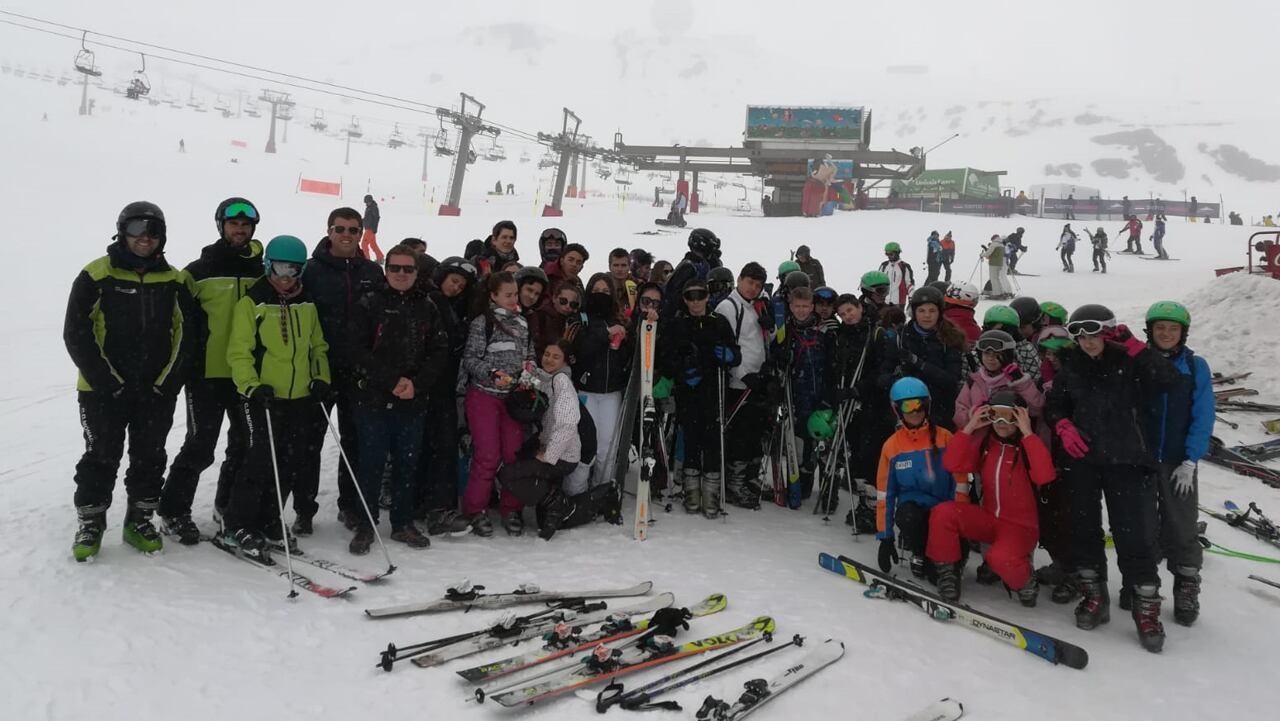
65 199 1214 655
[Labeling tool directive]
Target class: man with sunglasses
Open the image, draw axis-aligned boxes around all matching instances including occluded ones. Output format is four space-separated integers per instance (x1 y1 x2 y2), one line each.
302 207 386 533
66 201 203 562
159 198 263 546
1046 303 1180 653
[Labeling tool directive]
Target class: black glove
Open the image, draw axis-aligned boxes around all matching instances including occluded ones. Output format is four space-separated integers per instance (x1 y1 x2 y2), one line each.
309 379 333 403
648 606 693 637
98 378 126 400
878 537 899 573
249 385 275 406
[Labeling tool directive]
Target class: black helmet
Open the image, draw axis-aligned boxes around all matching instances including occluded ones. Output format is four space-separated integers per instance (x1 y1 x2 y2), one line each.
116 201 166 245
629 247 653 267
688 228 721 259
926 280 950 294
214 197 259 238
909 285 945 312
514 265 549 288
1068 303 1115 325
783 270 811 290
988 388 1027 410
1009 296 1042 326
436 255 478 286
708 266 734 287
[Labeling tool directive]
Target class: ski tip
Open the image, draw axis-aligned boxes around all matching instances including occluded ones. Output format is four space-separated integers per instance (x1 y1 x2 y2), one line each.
1057 643 1090 670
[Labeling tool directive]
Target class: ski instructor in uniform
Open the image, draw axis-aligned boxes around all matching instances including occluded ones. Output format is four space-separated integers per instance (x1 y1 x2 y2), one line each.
66 201 202 562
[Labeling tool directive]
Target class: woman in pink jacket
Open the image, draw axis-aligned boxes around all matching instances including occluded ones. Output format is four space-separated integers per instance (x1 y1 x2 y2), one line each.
954 329 1044 429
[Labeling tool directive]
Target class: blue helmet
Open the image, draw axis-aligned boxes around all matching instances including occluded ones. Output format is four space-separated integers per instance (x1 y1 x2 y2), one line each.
889 377 930 403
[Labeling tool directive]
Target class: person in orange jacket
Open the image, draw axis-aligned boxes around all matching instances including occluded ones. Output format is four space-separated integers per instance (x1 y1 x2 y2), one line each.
928 390 1056 606
876 377 970 580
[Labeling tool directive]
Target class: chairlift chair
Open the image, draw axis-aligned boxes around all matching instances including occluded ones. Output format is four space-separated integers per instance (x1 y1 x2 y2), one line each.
311 109 328 132
73 34 103 77
125 53 150 100
485 139 507 161
348 117 364 139
519 150 531 163
388 123 405 149
433 127 454 156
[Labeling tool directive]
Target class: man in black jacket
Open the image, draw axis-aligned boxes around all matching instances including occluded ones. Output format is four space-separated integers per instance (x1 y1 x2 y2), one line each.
346 245 450 553
65 201 202 562
361 194 384 263
301 206 386 532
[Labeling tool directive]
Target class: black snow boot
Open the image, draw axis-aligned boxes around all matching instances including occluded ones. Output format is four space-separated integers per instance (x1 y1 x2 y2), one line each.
1015 574 1040 608
935 562 962 602
1172 569 1201 627
1074 569 1111 630
682 468 702 514
1132 585 1166 653
160 514 202 546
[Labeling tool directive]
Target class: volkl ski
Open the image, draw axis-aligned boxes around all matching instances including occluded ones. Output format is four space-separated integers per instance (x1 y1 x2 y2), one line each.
363 579 653 618
695 638 844 720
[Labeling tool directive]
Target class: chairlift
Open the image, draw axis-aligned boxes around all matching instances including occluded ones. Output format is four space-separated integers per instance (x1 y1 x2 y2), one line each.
73 32 102 77
244 100 261 118
538 151 558 169
347 117 364 139
596 166 612 180
311 109 328 132
485 139 507 161
519 150 531 164
434 126 454 156
388 123 405 149
125 53 150 99
215 96 232 118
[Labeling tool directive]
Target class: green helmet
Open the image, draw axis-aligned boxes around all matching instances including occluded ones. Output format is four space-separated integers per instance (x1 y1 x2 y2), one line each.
982 304 1021 329
806 408 836 440
860 270 890 291
884 242 902 254
778 260 801 278
1039 301 1068 325
1146 300 1190 328
263 235 308 272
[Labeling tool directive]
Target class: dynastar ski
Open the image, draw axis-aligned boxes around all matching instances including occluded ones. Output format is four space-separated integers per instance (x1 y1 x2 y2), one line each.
695 638 844 720
818 552 1088 669
485 616 777 708
208 535 355 599
635 319 657 540
456 593 726 684
267 542 390 583
363 579 653 618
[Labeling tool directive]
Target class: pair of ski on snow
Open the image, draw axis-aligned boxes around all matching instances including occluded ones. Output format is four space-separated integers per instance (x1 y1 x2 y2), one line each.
207 534 390 598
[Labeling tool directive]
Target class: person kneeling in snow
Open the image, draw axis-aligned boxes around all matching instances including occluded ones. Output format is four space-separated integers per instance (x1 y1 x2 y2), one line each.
928 391 1056 607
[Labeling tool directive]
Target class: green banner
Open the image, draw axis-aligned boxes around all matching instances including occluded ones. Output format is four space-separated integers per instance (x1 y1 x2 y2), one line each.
890 168 999 200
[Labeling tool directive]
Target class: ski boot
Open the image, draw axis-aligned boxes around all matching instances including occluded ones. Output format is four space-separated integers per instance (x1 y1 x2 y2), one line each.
853 497 877 535
701 472 723 520
502 511 525 537
909 554 930 581
291 514 314 537
470 512 494 537
1074 569 1110 630
349 524 375 555
935 561 962 602
1118 586 1133 611
1172 568 1201 627
426 509 472 536
390 524 430 549
262 520 299 554
1051 575 1079 604
1034 562 1069 587
122 500 164 555
975 562 1000 586
1132 584 1166 653
682 468 702 514
160 514 201 546
1014 574 1040 608
223 527 269 562
72 504 108 563
538 489 574 541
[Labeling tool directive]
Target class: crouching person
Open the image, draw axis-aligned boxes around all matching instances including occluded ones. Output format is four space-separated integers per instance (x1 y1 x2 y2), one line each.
928 391 1056 606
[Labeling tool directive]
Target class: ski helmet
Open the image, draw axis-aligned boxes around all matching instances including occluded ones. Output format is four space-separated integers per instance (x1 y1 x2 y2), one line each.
1039 301 1068 326
688 228 721 259
1009 296 1042 327
1145 301 1190 328
982 304 1021 329
116 201 166 242
263 235 308 275
890 376 930 402
1066 304 1117 337
1038 326 1074 351
807 408 836 440
436 255 478 286
214 197 260 237
783 270 811 290
927 280 950 294
514 265 549 289
813 286 837 304
708 266 735 288
910 286 945 313
860 270 890 292
975 329 1017 354
944 282 980 308
987 389 1027 410
778 260 801 279
884 241 902 254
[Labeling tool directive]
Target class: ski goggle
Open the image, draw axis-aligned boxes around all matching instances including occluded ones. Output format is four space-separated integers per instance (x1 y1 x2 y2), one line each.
123 218 164 238
1066 318 1116 337
814 288 837 302
987 409 1018 425
221 202 258 221
444 260 477 277
896 398 925 414
683 288 710 301
975 336 1016 353
540 229 566 243
269 260 303 278
867 285 889 296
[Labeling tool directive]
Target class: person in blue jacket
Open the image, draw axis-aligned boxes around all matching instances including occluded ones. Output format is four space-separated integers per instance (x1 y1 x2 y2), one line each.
1142 300 1213 627
1151 215 1169 260
924 231 943 285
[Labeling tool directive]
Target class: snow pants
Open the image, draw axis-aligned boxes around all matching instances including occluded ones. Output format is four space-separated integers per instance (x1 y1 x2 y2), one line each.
499 458 577 506
925 258 940 285
988 264 1012 297
725 387 769 497
1092 247 1107 272
1153 235 1167 259
73 390 177 509
582 390 622 487
941 255 953 282
415 389 460 515
323 371 361 519
354 405 424 529
361 229 384 262
1155 461 1202 572
893 500 933 557
461 387 524 516
675 378 722 473
1036 472 1073 569
1060 247 1075 272
1069 462 1160 589
927 501 1039 589
223 397 325 531
161 378 246 518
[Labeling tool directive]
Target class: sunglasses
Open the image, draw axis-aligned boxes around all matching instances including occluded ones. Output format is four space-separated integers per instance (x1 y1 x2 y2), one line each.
683 289 710 301
330 225 362 236
124 218 164 239
896 398 925 414
557 297 581 310
221 202 258 221
975 337 1016 353
1066 319 1116 338
386 263 417 275
270 260 303 278
639 297 661 308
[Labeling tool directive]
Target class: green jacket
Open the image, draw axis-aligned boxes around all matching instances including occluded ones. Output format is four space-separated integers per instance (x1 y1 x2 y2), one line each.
227 278 331 399
186 238 264 379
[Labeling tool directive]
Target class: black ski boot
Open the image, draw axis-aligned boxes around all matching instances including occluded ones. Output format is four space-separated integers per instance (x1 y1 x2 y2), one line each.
1172 568 1201 627
975 562 1000 586
935 562 962 602
470 512 494 537
1051 575 1079 604
701 472 723 520
160 514 201 545
291 514 313 537
1118 586 1133 611
909 555 929 581
349 525 375 555
502 511 525 537
1034 562 1069 587
853 497 877 535
223 527 269 562
1132 584 1166 653
682 468 702 514
122 500 164 555
73 504 108 562
1074 570 1110 630
1015 574 1040 608
538 489 575 541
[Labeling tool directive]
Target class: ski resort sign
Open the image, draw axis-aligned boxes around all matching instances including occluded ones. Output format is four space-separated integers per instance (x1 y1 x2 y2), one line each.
745 106 867 143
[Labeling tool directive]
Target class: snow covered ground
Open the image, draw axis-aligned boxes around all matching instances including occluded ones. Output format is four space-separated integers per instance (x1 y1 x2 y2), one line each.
4 73 1280 721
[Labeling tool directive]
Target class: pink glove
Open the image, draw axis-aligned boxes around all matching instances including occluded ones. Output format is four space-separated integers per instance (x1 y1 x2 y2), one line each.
1104 324 1146 358
1055 418 1090 459
1001 362 1024 382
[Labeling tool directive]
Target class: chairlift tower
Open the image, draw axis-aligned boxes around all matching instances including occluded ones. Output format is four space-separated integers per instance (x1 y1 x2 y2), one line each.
259 89 295 154
435 93 500 216
537 110 629 217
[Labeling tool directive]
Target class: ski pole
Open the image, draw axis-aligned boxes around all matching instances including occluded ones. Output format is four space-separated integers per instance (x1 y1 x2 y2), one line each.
317 404 397 576
263 407 299 600
718 368 727 521
1249 574 1280 591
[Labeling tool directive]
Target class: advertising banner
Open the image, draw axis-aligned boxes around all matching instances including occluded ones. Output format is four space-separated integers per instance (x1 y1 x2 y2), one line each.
746 106 864 142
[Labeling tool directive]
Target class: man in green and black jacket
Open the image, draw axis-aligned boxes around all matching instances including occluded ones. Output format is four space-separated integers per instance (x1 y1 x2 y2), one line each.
65 201 203 562
158 198 263 544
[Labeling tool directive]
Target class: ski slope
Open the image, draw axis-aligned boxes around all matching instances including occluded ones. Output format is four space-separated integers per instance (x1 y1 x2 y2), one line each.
3 70 1280 721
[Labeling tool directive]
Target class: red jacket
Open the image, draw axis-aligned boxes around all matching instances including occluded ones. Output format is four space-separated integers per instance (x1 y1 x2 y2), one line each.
943 306 980 346
942 430 1055 530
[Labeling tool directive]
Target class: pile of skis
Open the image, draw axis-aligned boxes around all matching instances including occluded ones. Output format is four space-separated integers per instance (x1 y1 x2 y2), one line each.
1200 500 1280 552
1205 437 1280 488
206 533 392 599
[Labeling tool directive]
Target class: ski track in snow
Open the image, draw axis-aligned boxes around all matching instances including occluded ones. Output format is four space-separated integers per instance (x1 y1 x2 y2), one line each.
3 75 1280 721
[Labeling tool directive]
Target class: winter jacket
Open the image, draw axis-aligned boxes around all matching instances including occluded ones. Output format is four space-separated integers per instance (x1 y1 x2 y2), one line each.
184 238 264 379
572 301 632 395
1153 219 1166 241
226 278 330 399
880 321 964 429
1091 230 1109 250
943 430 1055 530
940 235 956 262
877 258 914 307
715 290 767 390
460 305 534 396
543 259 581 298
944 306 980 346
1045 341 1180 468
425 285 469 397
1143 346 1214 464
348 284 450 410
1057 231 1077 252
530 303 581 360
301 238 386 371
796 257 826 286
1015 340 1043 386
926 234 943 262
876 423 969 539
537 366 581 465
772 316 834 420
64 242 202 396
954 368 1045 429
983 242 1005 266
656 311 739 384
363 201 380 233
831 320 882 401
661 251 718 320
467 239 519 279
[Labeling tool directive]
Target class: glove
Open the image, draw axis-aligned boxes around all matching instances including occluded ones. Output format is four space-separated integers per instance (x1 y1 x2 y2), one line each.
1001 362 1024 382
1171 460 1197 497
309 379 333 403
249 385 275 406
713 345 737 366
1054 418 1090 459
1104 324 1147 357
681 367 702 388
878 537 900 573
652 376 674 400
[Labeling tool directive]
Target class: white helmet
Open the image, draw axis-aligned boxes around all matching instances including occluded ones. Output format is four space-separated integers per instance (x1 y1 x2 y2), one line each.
945 282 979 307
